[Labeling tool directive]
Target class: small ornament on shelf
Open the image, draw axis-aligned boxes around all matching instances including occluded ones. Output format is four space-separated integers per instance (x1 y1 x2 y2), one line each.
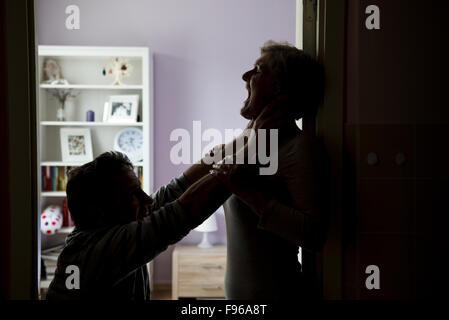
86 110 95 122
41 205 63 235
102 57 133 86
50 89 78 121
41 59 69 85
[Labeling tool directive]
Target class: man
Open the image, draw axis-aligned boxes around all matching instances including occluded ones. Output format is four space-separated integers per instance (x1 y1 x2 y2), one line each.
210 41 329 300
46 151 230 300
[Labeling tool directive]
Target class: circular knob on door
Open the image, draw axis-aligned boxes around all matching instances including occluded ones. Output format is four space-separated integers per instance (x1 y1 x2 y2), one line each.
395 152 407 166
367 152 379 166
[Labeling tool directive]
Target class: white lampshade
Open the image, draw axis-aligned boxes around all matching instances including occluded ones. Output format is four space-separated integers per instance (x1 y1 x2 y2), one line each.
194 213 218 233
194 213 218 248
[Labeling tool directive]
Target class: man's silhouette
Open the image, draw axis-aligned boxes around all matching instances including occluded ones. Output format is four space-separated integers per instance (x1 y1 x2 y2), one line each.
46 151 230 299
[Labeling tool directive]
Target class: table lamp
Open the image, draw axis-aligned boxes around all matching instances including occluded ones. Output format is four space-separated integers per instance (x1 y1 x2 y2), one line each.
194 213 218 248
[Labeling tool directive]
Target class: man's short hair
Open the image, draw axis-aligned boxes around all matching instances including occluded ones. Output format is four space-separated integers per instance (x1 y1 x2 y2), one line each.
66 151 134 229
261 40 325 120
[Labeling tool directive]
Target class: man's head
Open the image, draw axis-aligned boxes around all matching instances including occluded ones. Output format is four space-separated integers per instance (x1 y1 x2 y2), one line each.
240 40 324 121
66 151 153 229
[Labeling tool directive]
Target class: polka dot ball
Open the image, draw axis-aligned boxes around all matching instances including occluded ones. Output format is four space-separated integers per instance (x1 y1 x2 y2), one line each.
40 205 63 235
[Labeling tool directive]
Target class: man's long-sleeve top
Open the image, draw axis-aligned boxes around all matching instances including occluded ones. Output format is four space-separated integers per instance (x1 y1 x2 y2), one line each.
46 174 193 300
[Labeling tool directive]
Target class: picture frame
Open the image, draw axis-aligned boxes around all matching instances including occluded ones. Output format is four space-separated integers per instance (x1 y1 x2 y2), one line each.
106 95 139 123
60 128 93 162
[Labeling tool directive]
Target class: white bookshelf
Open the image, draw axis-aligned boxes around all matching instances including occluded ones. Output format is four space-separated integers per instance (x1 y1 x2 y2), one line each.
38 45 154 293
38 45 153 191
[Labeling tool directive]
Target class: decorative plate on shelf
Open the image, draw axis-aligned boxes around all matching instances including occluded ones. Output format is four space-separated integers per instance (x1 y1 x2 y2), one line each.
114 128 143 163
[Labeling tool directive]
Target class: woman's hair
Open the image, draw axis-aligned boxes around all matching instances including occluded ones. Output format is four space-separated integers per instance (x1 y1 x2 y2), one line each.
66 151 133 229
261 40 325 120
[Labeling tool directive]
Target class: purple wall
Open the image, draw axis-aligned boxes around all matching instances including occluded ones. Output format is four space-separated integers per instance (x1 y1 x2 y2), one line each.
37 0 296 283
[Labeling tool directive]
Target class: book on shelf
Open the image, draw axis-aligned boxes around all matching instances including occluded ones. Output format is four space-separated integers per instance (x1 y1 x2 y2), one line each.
41 165 77 192
62 198 74 227
42 165 143 192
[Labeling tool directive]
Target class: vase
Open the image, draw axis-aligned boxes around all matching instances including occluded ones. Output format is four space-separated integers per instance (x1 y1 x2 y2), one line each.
56 103 65 121
64 100 75 121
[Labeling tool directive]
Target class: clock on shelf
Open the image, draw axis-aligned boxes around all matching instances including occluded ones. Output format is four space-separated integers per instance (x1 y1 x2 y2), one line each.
114 127 144 163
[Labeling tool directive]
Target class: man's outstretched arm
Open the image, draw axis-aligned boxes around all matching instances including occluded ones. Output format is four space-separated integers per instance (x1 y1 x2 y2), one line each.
183 120 255 185
105 172 230 283
178 173 230 224
149 145 226 211
150 143 228 211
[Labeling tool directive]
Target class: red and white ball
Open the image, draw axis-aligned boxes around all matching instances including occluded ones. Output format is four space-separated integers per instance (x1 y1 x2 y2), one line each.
41 205 63 235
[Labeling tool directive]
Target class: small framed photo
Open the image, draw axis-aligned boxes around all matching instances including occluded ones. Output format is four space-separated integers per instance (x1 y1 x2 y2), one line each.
60 128 93 162
106 95 139 123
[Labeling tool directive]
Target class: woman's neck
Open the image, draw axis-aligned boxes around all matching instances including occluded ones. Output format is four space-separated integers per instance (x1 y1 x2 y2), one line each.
278 121 301 143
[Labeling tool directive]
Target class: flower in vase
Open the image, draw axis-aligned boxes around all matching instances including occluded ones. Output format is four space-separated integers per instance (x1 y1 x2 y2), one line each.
50 89 78 121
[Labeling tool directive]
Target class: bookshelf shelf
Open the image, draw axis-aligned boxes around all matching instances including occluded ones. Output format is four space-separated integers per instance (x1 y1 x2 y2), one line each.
41 191 67 197
59 227 75 234
40 121 144 127
40 84 144 90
